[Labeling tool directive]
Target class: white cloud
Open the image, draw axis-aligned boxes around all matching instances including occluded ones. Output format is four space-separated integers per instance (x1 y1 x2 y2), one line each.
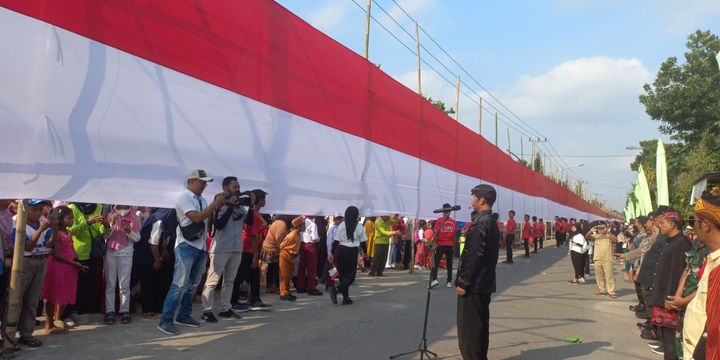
649 0 720 35
307 1 355 32
392 56 663 211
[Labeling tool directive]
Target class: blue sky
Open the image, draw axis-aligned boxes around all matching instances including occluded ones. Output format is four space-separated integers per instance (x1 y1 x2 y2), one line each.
276 0 720 211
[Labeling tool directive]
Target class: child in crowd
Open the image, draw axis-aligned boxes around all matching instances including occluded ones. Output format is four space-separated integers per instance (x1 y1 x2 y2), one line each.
44 206 87 334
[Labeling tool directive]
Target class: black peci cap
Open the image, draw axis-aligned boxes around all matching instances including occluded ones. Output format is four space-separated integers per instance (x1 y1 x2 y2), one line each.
471 184 497 205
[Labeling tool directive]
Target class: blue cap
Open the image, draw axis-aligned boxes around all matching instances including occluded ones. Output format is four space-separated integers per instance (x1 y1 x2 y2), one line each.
27 199 50 206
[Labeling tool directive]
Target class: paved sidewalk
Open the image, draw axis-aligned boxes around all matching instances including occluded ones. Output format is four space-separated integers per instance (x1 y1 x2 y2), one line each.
15 245 654 359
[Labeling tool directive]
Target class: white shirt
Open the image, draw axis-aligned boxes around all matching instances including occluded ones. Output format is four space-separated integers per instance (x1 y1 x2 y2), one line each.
14 222 52 256
175 189 209 251
570 234 588 254
333 222 367 248
302 218 319 244
327 223 339 251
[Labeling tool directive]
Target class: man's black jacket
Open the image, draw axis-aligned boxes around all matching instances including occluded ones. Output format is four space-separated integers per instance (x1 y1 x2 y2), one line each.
455 210 499 294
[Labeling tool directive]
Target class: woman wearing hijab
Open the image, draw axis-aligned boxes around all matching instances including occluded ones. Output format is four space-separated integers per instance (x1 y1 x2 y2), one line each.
104 205 141 324
568 223 588 284
328 206 368 305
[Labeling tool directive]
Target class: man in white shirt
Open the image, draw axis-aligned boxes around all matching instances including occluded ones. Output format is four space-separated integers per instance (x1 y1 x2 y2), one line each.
158 170 226 336
298 216 323 296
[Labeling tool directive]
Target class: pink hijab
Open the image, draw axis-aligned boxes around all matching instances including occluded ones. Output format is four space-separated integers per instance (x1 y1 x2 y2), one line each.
106 205 140 252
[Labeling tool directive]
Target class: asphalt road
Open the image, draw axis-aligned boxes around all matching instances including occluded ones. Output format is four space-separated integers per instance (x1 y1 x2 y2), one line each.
16 245 656 360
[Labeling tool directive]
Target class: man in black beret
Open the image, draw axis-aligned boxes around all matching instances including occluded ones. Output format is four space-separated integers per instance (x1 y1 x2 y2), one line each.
456 184 499 360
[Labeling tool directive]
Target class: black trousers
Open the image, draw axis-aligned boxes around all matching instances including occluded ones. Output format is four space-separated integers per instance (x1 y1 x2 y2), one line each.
657 326 678 360
369 244 389 276
523 238 530 257
337 246 359 299
74 258 104 314
556 232 565 247
505 235 515 263
570 251 586 279
401 240 412 268
584 253 591 275
139 263 173 314
431 246 454 283
458 293 491 360
266 262 279 289
232 252 260 304
634 281 645 307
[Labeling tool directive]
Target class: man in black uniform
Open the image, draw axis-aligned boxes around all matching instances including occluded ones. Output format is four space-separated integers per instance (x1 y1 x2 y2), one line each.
455 184 499 360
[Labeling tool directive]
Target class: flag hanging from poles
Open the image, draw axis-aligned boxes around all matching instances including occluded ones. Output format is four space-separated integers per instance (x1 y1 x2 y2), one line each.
656 139 669 206
0 0 615 220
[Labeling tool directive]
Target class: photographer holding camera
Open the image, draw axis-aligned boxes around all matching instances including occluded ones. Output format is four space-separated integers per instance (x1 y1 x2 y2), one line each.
157 169 226 336
200 176 255 323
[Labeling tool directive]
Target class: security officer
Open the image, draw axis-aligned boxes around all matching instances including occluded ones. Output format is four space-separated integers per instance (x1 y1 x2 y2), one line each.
455 184 499 360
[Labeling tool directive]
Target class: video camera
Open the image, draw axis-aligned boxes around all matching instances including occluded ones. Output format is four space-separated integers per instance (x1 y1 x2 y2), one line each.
225 190 253 207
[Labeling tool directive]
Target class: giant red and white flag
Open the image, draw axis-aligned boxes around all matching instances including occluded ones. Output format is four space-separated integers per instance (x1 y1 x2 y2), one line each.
0 0 612 220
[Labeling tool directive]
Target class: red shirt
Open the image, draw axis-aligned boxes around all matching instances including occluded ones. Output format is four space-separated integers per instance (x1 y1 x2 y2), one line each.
505 218 517 235
242 211 266 255
433 217 457 247
553 221 562 233
534 222 544 237
522 221 534 239
707 266 720 360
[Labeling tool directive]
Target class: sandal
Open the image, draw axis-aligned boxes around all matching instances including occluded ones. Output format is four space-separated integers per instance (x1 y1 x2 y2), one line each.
121 312 131 324
143 312 157 320
567 280 579 284
594 291 607 296
18 336 42 347
609 293 618 299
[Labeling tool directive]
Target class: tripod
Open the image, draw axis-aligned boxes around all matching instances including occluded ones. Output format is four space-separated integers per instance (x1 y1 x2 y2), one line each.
390 213 453 360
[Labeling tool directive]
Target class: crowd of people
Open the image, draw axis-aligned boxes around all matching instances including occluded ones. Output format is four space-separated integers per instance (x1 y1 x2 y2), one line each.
0 169 717 360
554 190 720 360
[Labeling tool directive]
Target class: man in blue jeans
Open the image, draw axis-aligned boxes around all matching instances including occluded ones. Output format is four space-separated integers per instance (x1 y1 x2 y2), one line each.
158 170 227 335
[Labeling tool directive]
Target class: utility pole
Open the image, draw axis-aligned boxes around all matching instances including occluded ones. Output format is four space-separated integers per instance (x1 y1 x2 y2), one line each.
520 136 524 164
531 138 536 171
364 0 372 59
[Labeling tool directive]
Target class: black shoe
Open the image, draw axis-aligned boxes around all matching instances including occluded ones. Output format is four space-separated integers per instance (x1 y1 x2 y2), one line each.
635 310 650 319
640 328 657 341
217 310 240 319
328 287 338 305
280 295 297 301
104 312 116 325
307 289 323 296
629 304 645 312
342 298 353 305
201 311 218 323
297 288 307 293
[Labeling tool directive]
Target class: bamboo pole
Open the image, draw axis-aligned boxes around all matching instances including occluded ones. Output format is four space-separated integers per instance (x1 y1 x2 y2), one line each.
478 95 483 135
455 75 460 121
506 127 511 154
364 0 372 59
415 22 421 96
3 200 27 353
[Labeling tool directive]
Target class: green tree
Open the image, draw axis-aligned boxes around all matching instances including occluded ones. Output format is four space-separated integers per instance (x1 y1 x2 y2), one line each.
635 30 720 215
423 96 455 115
533 153 543 172
639 30 720 144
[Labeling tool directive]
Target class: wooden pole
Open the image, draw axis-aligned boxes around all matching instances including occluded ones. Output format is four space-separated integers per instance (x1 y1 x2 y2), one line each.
531 138 536 170
415 22 421 96
495 112 499 146
520 136 524 163
4 200 27 353
478 95 483 135
455 75 460 121
506 127 511 154
364 0 372 59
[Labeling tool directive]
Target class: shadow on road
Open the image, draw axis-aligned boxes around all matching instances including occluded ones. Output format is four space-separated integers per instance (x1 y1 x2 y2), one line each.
502 341 612 360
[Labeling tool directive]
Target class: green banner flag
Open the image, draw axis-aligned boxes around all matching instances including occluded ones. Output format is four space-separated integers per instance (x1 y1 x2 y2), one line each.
656 139 669 206
635 165 654 216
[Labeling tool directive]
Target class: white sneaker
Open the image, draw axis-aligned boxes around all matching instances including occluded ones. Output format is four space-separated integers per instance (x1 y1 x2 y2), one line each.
578 277 586 284
446 282 452 288
430 280 439 288
414 265 422 271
